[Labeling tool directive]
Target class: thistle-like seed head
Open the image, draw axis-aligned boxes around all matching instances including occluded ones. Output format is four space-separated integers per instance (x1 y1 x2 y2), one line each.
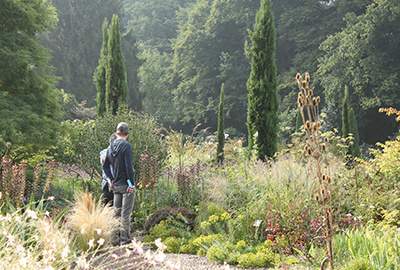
298 92 303 98
312 97 317 106
317 122 321 128
312 123 318 132
316 96 320 103
308 90 313 96
306 121 311 129
302 81 306 89
306 75 310 82
324 137 329 143
307 148 312 156
327 177 331 184
315 195 319 201
304 145 308 151
296 73 301 80
322 144 326 152
322 174 326 181
322 188 325 195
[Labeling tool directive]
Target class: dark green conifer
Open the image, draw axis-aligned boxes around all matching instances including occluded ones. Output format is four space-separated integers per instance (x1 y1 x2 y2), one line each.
106 14 128 115
296 108 303 132
342 86 353 159
94 18 109 116
246 0 279 161
216 84 225 162
349 108 361 157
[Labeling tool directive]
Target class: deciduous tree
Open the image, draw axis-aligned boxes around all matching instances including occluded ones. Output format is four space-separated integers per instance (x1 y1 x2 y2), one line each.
0 0 60 156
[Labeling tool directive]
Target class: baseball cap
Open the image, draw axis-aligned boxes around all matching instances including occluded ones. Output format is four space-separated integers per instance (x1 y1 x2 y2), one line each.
116 122 129 134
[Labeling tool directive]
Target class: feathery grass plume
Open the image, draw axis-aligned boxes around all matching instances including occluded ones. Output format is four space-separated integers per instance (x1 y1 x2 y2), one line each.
295 72 335 270
66 191 118 251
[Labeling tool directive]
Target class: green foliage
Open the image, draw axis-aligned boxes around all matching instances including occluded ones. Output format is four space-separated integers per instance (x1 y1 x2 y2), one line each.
41 0 123 106
349 108 361 157
237 241 277 268
55 107 167 179
170 0 258 134
106 14 128 115
216 84 225 162
0 0 60 154
246 0 279 161
295 108 303 132
318 0 400 143
95 18 109 116
361 137 400 183
334 222 400 269
342 86 353 160
163 236 181 253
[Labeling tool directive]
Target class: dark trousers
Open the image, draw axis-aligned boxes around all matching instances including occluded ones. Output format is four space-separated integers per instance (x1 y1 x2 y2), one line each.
102 183 113 206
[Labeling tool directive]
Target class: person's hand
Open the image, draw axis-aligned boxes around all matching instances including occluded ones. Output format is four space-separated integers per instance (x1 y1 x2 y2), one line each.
110 181 114 191
127 186 135 194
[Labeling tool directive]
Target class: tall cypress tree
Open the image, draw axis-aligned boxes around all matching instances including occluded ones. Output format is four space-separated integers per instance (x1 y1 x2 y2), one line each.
296 108 303 132
94 18 109 116
246 0 279 161
349 108 361 157
342 85 353 159
216 84 225 162
106 14 127 115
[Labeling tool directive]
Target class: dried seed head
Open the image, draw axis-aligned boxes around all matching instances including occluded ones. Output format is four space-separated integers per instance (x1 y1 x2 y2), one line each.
299 101 303 107
308 90 313 96
298 92 303 98
298 97 302 106
328 207 332 213
296 73 301 80
6 142 12 149
322 188 325 195
322 143 326 152
327 177 331 184
324 137 328 143
317 122 321 127
302 81 307 89
306 121 311 130
313 123 318 132
316 96 320 103
307 148 312 156
322 174 326 181
315 195 319 201
306 97 310 106
306 74 310 82
312 97 317 106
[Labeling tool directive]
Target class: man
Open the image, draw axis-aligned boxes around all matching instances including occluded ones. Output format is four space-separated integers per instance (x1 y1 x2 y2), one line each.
103 122 136 246
100 132 117 206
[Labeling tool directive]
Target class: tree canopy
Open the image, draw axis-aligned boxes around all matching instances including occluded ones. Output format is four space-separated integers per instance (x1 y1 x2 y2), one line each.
0 0 60 155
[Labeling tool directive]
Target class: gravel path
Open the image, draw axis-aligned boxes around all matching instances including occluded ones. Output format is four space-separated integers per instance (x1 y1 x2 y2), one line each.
152 253 271 270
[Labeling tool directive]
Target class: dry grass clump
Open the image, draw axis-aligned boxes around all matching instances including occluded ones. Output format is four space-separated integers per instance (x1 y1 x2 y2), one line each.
66 191 118 251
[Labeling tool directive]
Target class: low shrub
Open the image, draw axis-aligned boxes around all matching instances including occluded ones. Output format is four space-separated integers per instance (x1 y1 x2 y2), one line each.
163 236 181 253
144 206 196 233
